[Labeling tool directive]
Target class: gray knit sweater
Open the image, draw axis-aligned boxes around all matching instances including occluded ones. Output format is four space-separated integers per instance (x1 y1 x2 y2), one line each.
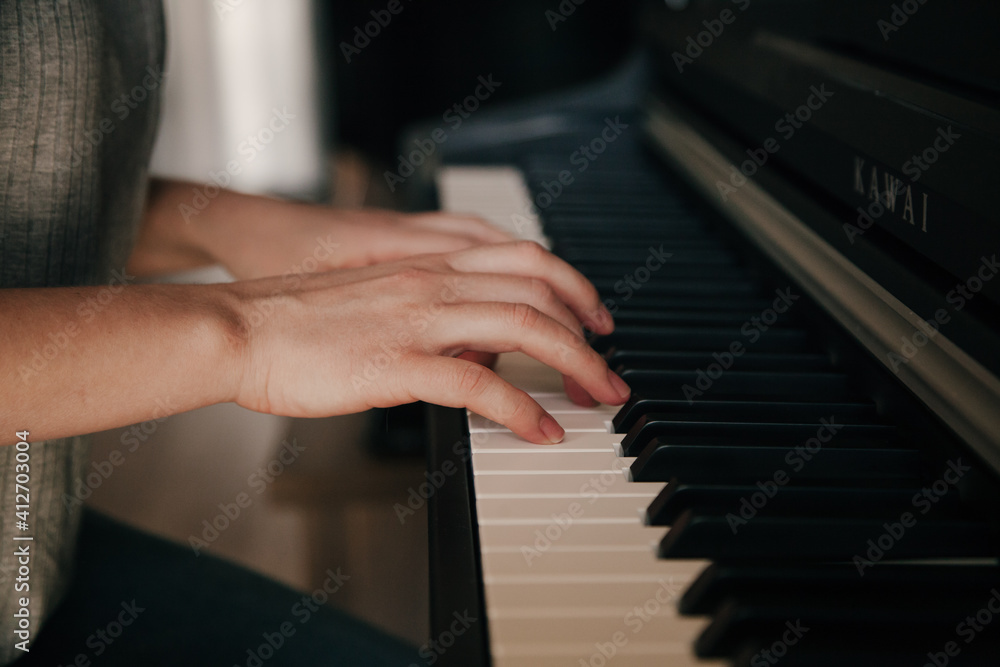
0 0 163 661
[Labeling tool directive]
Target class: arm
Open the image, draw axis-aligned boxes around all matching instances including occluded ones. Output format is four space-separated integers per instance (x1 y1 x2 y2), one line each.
1 243 627 448
0 282 241 446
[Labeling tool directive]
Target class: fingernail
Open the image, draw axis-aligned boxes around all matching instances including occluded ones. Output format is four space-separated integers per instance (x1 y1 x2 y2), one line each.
539 415 565 444
600 304 615 330
590 305 613 332
607 369 631 401
585 305 613 333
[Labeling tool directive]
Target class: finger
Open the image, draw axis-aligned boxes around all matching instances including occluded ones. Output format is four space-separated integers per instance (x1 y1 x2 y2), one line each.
403 356 565 444
443 273 585 338
407 213 513 244
444 241 614 334
373 229 483 261
427 303 630 407
458 350 498 368
563 374 598 407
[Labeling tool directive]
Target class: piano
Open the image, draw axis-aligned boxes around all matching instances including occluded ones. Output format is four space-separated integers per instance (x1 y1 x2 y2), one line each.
421 1 1000 665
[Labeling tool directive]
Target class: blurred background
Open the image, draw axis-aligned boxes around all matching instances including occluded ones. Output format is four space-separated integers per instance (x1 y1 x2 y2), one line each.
86 0 638 647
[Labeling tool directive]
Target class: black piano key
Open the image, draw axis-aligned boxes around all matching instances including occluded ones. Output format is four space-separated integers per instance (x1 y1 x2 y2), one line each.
610 309 797 327
559 247 728 264
535 202 696 217
593 327 810 353
590 278 751 296
545 219 703 237
645 482 952 527
731 642 1000 667
629 443 924 484
606 295 783 311
612 398 872 433
620 418 893 457
614 397 873 432
658 511 1000 560
570 265 749 281
608 351 829 373
700 597 1000 661
618 370 852 401
680 562 1000 616
550 230 712 242
515 128 1000 667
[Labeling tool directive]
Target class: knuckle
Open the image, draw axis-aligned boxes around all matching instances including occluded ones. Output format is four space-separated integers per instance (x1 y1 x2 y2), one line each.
513 239 548 260
528 277 556 306
500 394 534 425
455 363 493 398
507 302 541 330
393 266 438 288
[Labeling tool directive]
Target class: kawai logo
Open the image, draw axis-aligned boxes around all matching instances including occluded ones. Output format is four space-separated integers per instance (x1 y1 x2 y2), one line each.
853 157 928 233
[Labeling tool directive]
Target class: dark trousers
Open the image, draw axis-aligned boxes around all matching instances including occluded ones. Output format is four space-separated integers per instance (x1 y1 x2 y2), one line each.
15 510 423 666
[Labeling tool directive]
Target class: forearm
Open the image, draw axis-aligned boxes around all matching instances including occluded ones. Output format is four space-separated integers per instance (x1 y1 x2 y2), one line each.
0 284 242 446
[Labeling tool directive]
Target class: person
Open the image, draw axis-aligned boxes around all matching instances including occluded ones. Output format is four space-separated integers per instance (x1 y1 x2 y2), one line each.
0 1 629 664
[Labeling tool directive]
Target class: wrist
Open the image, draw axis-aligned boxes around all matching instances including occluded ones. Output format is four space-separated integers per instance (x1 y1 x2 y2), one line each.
199 282 253 407
131 179 217 276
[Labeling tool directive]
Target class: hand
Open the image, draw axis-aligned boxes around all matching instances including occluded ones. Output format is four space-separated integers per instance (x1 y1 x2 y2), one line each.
226 241 629 444
133 180 512 280
216 207 515 280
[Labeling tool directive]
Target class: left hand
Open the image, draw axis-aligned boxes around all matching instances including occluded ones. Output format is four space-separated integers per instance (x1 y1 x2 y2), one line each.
212 206 515 280
133 179 512 280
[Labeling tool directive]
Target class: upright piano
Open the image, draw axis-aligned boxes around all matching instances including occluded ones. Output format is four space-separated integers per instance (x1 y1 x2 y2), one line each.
422 1 1000 665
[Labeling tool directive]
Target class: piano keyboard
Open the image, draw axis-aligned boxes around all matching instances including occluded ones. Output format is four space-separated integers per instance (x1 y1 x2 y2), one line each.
435 151 1000 666
439 166 717 667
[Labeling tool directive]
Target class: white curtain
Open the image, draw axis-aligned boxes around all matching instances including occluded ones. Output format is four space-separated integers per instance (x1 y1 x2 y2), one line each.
150 0 327 200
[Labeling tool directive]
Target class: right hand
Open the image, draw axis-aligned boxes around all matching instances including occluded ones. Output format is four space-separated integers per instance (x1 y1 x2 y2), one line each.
225 241 631 444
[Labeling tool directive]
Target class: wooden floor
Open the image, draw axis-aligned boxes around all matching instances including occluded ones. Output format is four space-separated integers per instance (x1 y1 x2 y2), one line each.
86 154 430 646
87 408 430 645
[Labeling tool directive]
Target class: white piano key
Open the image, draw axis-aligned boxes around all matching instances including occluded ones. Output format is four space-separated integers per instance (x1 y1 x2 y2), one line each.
492 651 718 667
534 394 622 415
471 451 629 473
439 165 715 667
472 472 656 496
478 521 665 551
482 579 699 610
491 351 563 393
469 412 613 433
470 431 621 453
490 607 708 646
481 549 707 579
476 495 657 522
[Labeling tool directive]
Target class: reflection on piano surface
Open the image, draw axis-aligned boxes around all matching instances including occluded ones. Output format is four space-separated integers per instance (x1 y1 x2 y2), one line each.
424 1 1000 665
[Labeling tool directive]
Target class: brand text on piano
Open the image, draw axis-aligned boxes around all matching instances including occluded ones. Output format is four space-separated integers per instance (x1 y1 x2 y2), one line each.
844 126 961 242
